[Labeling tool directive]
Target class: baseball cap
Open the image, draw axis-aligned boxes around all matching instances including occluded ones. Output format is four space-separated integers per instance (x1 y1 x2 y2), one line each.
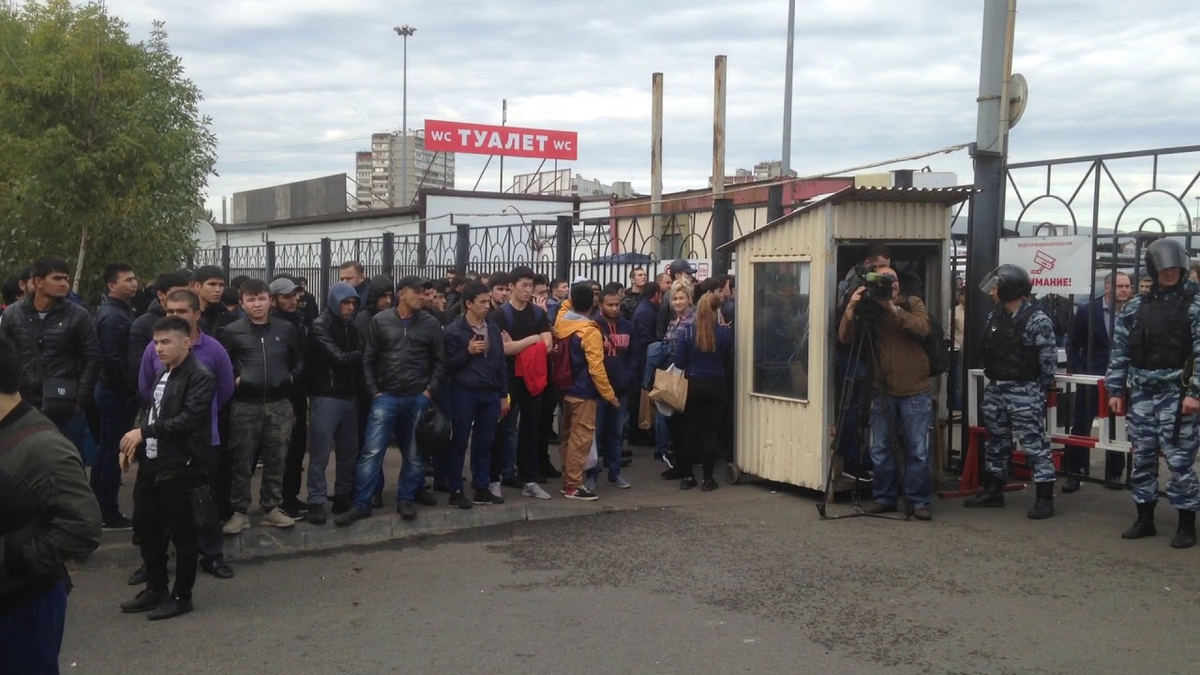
572 276 590 284
268 278 299 296
396 275 434 292
668 259 697 275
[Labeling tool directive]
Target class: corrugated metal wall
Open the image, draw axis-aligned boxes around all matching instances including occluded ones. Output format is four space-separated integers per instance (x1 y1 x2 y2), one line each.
833 202 950 240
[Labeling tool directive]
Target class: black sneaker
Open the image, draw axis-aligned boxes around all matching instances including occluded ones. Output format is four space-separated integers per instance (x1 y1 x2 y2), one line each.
330 497 351 515
662 467 688 481
501 476 523 489
147 597 193 621
334 507 371 527
700 478 719 492
473 489 496 505
562 486 599 501
280 501 308 522
103 514 134 531
397 500 417 520
448 492 473 510
680 476 699 490
370 493 384 510
200 558 235 580
120 589 167 613
127 565 148 586
413 490 437 507
307 503 327 525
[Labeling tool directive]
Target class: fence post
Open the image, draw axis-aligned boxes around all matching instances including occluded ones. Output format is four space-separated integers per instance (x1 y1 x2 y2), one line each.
455 223 470 275
220 245 231 275
265 240 277 279
767 183 784 223
712 198 734 276
555 215 572 282
382 232 395 279
319 237 332 310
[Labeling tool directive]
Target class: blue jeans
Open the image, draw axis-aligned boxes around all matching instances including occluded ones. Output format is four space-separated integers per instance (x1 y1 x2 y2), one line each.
353 393 429 510
868 391 933 509
54 408 93 467
93 386 135 518
587 399 624 480
307 396 360 504
0 579 68 675
642 342 672 389
441 387 502 492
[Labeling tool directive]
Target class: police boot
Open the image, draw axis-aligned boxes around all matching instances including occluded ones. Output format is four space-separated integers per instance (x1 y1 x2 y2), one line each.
1170 510 1197 549
964 473 1005 508
1027 482 1055 520
1120 502 1156 539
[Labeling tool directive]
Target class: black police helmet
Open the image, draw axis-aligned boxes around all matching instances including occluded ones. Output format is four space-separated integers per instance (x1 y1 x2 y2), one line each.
981 264 1032 302
1144 238 1190 281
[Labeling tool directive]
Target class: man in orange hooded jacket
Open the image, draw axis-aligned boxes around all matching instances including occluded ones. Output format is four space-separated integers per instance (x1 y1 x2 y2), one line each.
552 284 620 501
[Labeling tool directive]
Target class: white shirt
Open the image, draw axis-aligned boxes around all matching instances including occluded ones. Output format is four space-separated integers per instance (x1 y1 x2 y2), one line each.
144 370 170 459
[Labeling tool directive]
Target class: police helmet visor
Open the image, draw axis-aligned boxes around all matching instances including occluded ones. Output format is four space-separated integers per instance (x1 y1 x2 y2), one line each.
1146 240 1190 275
978 268 1002 295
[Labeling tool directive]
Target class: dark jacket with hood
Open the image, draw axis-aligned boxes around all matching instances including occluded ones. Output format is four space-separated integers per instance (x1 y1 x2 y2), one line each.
362 308 445 398
139 352 215 481
199 302 237 339
353 275 395 343
0 403 101 612
95 295 135 395
0 296 101 412
307 282 362 399
220 315 305 403
443 315 508 395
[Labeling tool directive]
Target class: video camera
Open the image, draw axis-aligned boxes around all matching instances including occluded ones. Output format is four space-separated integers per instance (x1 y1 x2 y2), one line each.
858 270 897 303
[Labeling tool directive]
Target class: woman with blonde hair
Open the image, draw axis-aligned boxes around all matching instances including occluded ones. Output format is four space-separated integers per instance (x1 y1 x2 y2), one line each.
658 280 695 481
671 290 732 490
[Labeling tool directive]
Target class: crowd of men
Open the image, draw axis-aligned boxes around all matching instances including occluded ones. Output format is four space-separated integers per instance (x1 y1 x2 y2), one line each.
0 253 738 665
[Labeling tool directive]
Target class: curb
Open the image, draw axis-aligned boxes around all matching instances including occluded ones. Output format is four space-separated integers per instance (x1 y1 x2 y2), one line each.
72 503 627 571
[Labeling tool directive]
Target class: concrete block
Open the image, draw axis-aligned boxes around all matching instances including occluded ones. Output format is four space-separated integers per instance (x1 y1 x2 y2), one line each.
302 515 394 552
232 526 307 560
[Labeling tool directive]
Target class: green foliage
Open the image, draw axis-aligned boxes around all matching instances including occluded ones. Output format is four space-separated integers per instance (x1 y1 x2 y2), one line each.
0 0 217 298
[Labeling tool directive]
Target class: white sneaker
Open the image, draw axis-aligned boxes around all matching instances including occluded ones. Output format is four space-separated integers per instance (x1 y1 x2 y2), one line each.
260 507 296 529
222 512 250 535
523 482 552 500
488 481 504 500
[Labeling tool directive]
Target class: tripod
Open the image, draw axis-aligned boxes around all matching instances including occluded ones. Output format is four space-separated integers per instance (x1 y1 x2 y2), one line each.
817 307 909 521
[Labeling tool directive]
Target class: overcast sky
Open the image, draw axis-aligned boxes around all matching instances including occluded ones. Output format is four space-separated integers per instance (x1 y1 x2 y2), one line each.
98 0 1200 227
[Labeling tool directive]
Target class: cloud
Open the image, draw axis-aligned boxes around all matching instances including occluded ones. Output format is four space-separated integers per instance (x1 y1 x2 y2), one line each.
93 0 1200 224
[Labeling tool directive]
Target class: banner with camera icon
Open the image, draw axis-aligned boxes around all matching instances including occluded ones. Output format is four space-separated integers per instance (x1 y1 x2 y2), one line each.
999 235 1093 295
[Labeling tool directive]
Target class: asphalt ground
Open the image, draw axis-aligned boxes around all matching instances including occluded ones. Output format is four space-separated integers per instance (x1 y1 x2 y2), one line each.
63 459 1200 675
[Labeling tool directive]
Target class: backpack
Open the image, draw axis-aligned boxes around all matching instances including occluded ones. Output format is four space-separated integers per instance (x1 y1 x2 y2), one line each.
925 319 950 377
549 334 575 391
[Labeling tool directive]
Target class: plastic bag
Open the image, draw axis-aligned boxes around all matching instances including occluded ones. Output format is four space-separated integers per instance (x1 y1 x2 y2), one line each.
584 436 598 471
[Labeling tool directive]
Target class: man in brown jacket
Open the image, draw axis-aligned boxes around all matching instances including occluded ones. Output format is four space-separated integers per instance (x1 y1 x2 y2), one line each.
838 266 934 520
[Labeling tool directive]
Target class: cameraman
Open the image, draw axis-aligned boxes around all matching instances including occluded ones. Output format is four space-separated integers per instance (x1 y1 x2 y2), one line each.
838 266 934 520
834 245 891 481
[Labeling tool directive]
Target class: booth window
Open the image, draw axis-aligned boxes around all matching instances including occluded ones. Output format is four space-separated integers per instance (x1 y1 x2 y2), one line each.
752 262 811 400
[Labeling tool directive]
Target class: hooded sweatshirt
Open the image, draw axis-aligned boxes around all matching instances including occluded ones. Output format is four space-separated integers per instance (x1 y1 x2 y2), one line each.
552 298 618 406
352 275 395 343
307 282 363 399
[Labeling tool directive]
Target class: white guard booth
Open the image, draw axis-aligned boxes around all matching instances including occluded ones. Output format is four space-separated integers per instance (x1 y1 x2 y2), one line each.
717 186 973 490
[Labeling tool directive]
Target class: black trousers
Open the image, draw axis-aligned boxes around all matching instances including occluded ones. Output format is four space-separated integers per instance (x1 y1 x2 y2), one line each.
537 388 560 470
491 379 542 483
282 394 308 506
684 377 726 479
198 445 225 562
213 406 234 522
133 460 202 601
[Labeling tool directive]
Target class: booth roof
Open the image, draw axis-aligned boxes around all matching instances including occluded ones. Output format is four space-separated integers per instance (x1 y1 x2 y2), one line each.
717 185 976 252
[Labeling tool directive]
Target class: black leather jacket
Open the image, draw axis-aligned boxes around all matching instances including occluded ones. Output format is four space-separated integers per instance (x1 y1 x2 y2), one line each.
140 354 214 480
307 310 361 399
362 309 445 398
0 297 100 409
95 296 134 394
219 317 304 402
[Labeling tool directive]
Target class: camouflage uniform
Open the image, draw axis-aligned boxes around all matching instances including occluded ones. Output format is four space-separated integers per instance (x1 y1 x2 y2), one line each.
982 302 1058 482
1105 280 1200 512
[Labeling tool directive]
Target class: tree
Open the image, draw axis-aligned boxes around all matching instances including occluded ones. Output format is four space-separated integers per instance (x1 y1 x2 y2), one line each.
0 0 217 298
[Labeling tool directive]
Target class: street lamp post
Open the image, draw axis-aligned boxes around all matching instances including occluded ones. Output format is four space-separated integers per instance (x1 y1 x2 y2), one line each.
394 24 416 207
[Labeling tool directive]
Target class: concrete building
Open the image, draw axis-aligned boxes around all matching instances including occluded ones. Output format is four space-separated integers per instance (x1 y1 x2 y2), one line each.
355 130 456 209
711 160 798 189
510 169 636 198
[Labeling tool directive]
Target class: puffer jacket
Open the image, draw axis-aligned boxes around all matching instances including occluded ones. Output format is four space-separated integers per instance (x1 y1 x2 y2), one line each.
219 317 305 402
0 297 100 411
95 296 134 395
362 309 445 398
307 282 362 399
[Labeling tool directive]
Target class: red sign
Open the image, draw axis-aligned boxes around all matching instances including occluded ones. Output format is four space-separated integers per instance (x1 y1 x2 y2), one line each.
424 119 578 161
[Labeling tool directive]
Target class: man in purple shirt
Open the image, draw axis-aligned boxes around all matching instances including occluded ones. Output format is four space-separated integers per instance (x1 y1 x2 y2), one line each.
137 290 236 579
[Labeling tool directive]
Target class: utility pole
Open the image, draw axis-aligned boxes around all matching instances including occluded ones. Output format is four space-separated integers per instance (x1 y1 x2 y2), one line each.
781 0 796 177
965 0 1017 372
394 24 416 207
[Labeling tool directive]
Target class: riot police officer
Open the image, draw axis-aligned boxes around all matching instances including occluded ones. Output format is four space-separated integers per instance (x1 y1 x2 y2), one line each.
965 264 1059 519
1106 238 1200 549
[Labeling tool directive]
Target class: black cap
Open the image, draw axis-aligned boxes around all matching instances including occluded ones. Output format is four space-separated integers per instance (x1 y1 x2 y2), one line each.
396 275 433 293
668 259 696 276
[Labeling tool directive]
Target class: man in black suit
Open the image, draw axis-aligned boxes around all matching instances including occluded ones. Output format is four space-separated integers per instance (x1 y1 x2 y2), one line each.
1064 271 1132 492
